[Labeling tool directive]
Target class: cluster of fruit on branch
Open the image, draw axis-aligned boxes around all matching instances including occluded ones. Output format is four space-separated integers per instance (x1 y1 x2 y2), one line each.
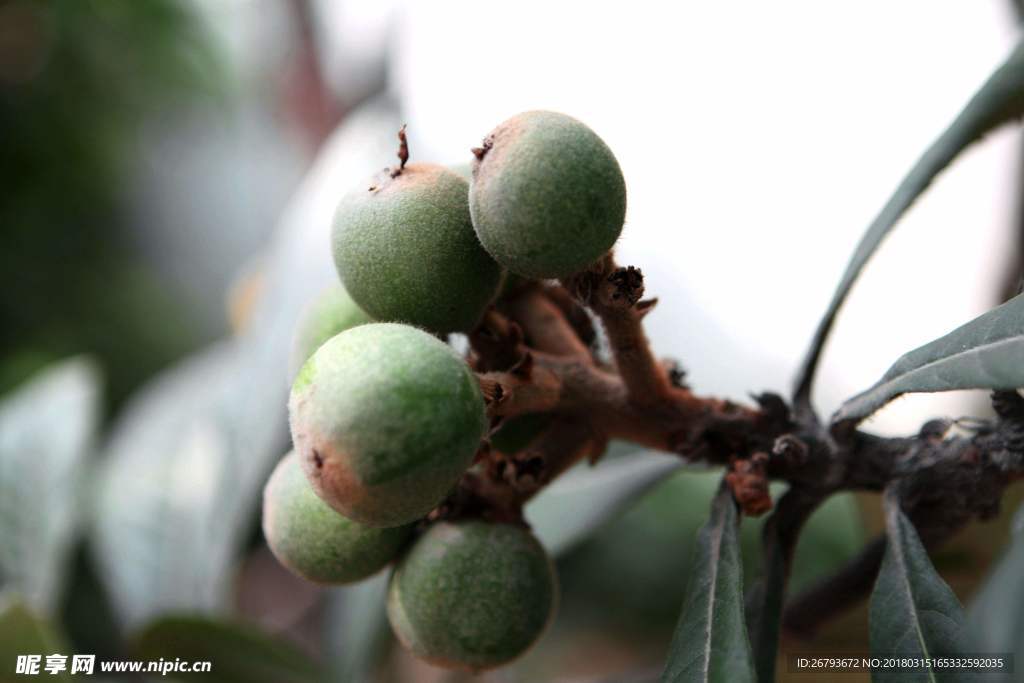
263 111 636 671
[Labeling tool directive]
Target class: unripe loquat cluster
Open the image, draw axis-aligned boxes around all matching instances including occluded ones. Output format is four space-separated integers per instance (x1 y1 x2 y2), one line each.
263 110 625 670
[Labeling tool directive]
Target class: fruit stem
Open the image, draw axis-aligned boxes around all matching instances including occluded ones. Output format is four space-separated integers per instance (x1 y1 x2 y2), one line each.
562 255 671 407
391 124 409 178
501 286 593 360
461 250 1024 638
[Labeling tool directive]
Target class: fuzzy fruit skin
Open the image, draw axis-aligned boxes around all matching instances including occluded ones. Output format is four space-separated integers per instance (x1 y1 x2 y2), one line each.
289 323 487 528
332 163 502 334
386 520 557 671
288 285 373 381
470 111 627 278
262 452 412 584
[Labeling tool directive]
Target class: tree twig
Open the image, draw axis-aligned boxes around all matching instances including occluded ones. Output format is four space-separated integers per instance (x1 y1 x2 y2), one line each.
458 251 1024 635
782 535 886 638
562 255 670 406
501 286 593 359
747 488 823 680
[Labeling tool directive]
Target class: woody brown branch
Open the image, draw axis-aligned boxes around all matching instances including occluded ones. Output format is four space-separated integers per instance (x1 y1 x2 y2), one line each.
474 268 779 479
562 255 671 406
489 417 604 501
479 262 1024 502
467 255 1024 633
538 283 597 349
500 285 592 359
482 350 742 457
481 329 1023 544
441 416 602 521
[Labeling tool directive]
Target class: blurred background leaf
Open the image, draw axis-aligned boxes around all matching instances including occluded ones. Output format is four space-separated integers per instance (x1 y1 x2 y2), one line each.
0 593 70 682
323 572 392 683
0 358 100 616
91 344 245 627
132 615 325 683
91 97 400 633
0 0 222 409
967 503 1024 681
526 449 688 557
553 469 863 636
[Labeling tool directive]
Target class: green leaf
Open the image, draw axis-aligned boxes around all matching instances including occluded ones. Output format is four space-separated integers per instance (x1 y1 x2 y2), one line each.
0 358 100 616
323 573 391 683
744 538 785 683
966 504 1024 665
869 490 971 682
91 97 403 629
526 450 687 557
833 292 1024 425
92 344 244 627
132 615 325 683
661 486 755 683
789 492 864 593
0 593 70 681
794 37 1024 409
745 491 822 683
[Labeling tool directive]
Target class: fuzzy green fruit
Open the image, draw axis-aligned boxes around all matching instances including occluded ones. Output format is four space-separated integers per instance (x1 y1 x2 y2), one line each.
470 111 627 278
288 285 373 381
289 323 487 528
386 520 557 671
332 163 502 334
262 452 412 584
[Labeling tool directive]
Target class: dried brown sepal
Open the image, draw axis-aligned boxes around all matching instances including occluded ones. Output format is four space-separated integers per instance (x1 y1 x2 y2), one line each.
603 266 645 309
428 471 524 526
390 124 409 178
561 256 671 406
664 359 688 389
478 364 562 420
477 376 504 406
471 135 494 162
726 452 772 516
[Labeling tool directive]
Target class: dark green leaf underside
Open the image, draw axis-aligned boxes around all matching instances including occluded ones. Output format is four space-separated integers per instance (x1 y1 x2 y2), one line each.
869 491 971 683
132 615 325 683
661 486 754 683
527 450 686 557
